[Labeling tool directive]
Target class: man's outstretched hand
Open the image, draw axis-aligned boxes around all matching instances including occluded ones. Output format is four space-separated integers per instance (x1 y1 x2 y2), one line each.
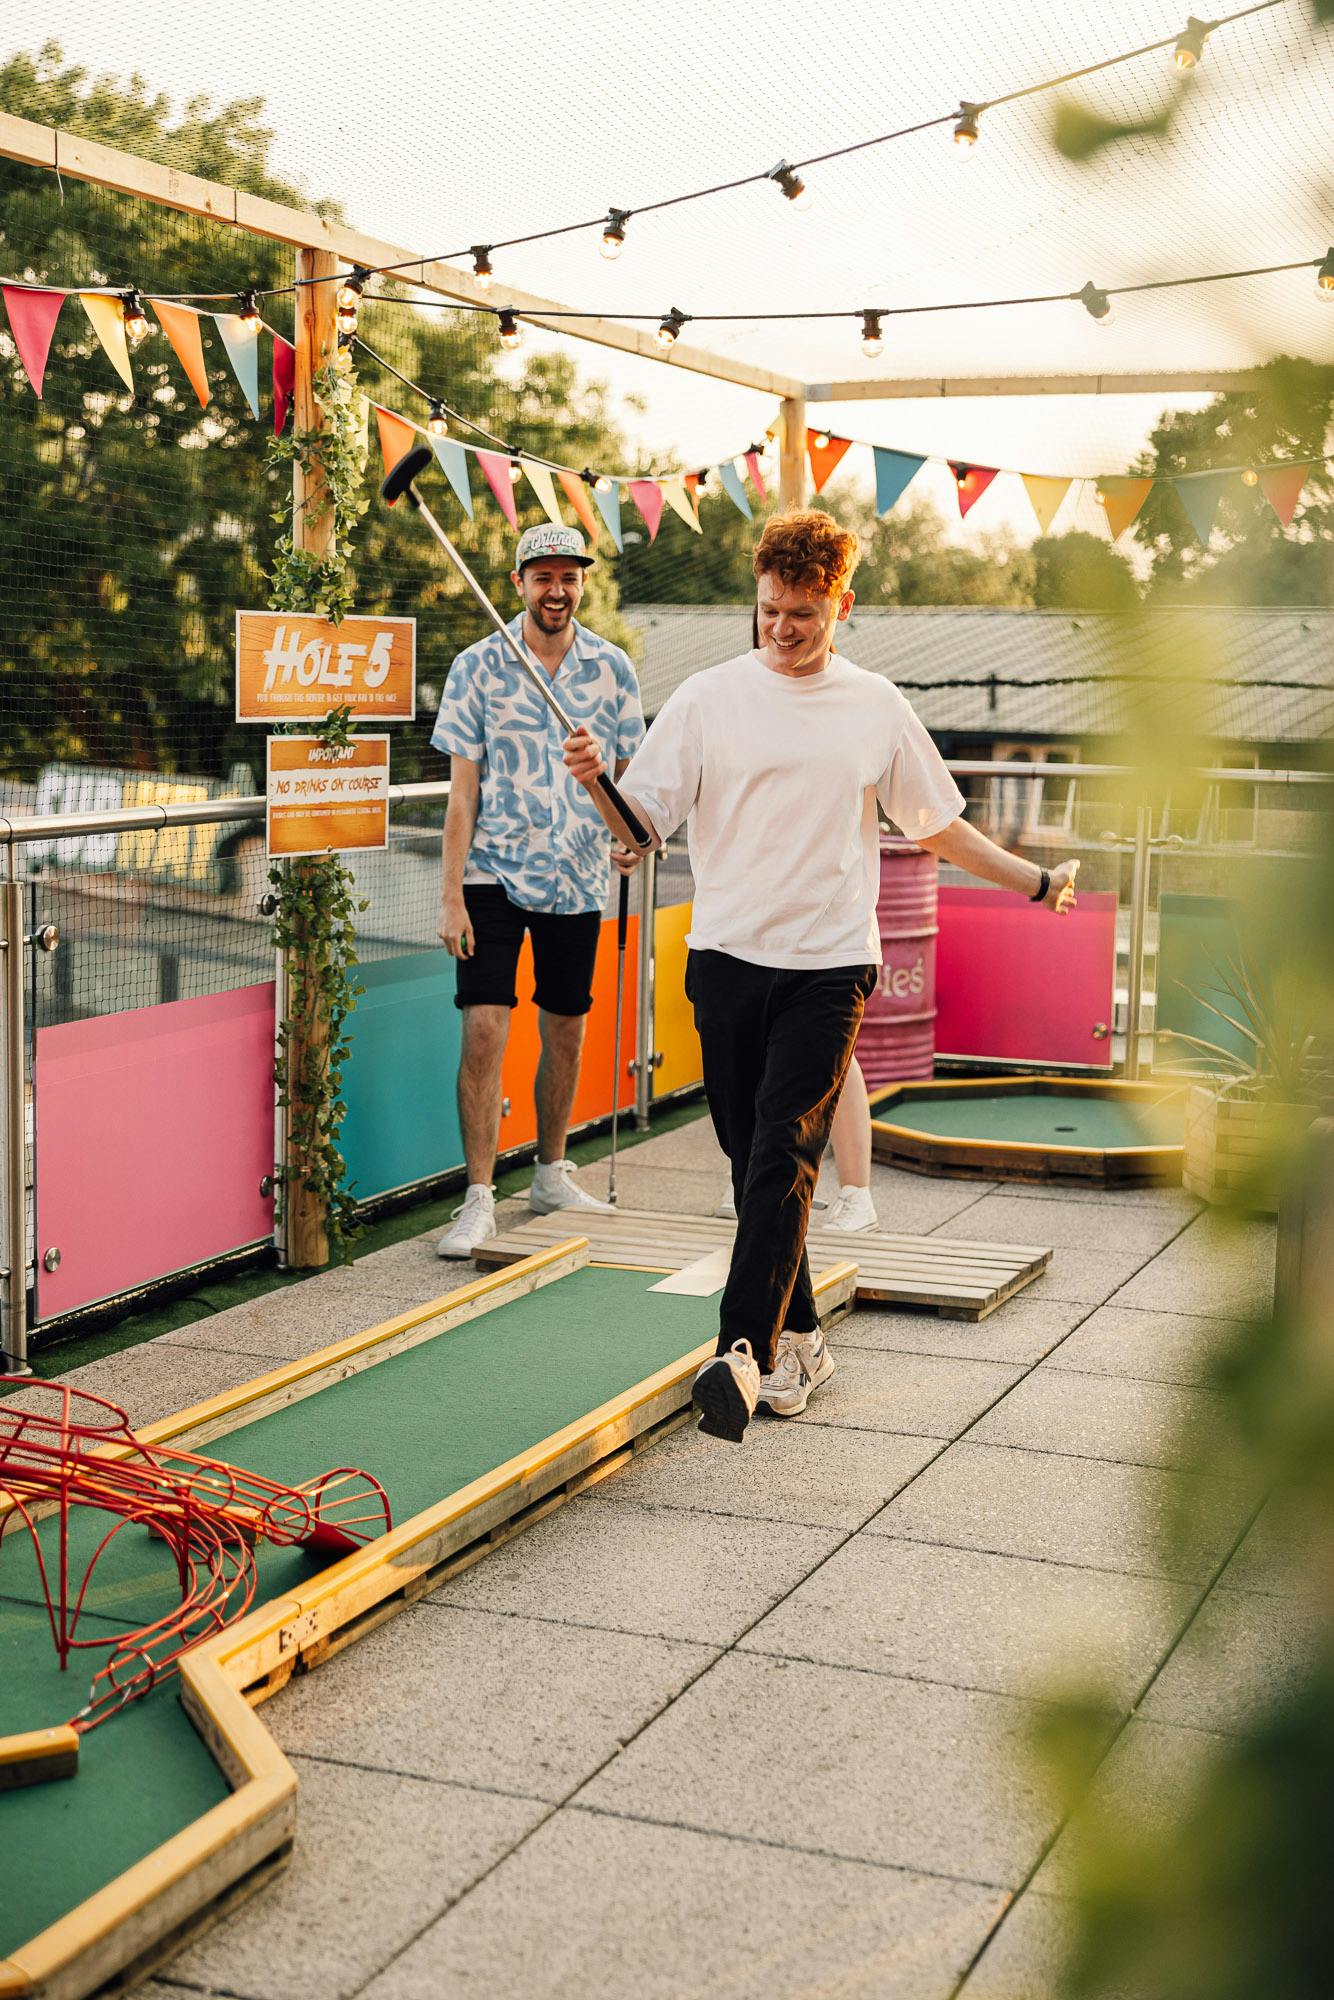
563 728 603 788
1045 860 1080 914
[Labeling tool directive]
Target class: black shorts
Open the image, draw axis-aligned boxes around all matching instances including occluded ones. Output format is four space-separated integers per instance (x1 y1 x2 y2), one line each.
454 883 601 1016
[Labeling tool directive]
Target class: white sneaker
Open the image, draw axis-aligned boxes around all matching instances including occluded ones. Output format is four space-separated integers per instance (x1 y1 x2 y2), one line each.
436 1184 496 1259
713 1183 737 1220
759 1326 836 1417
691 1340 761 1443
823 1186 878 1233
528 1159 613 1215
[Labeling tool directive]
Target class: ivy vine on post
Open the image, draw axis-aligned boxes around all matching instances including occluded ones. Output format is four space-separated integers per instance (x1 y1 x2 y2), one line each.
265 344 370 1261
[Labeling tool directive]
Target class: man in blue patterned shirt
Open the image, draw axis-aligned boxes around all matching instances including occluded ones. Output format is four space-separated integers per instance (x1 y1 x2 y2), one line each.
431 522 645 1257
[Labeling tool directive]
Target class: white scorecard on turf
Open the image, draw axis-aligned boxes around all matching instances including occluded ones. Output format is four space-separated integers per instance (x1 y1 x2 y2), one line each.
649 1248 734 1296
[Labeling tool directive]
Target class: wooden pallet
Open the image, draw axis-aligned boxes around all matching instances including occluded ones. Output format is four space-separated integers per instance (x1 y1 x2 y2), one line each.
476 1209 1051 1322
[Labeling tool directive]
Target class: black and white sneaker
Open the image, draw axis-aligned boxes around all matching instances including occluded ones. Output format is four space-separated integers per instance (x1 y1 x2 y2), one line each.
758 1327 836 1417
692 1340 761 1443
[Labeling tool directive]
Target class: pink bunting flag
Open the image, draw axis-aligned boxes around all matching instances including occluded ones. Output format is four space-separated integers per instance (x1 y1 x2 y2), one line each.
949 463 999 519
2 285 66 398
628 479 664 543
272 334 295 436
476 449 520 529
744 450 768 501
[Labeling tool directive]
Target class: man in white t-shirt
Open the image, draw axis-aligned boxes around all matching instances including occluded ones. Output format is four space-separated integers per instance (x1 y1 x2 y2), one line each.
564 510 1078 1444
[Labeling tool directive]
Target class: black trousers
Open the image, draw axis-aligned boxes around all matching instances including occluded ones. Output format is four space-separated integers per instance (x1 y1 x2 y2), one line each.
687 949 877 1374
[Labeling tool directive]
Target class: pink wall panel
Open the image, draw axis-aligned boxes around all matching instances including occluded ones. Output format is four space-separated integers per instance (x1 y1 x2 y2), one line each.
34 983 276 1318
934 887 1117 1069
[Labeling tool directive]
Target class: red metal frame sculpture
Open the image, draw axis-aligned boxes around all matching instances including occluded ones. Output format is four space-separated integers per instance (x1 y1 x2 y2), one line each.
0 1377 391 1731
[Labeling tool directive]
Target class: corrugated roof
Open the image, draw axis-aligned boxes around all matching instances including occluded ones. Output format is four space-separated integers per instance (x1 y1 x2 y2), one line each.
621 605 1334 744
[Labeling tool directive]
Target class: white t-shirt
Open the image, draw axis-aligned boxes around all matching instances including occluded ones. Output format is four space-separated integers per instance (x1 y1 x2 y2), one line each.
622 650 965 970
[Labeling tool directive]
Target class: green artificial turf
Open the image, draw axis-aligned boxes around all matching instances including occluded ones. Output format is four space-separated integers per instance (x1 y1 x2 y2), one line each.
877 1090 1183 1150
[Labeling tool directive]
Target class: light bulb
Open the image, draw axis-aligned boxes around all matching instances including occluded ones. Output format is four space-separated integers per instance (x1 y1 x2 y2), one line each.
1316 248 1334 298
122 290 153 350
497 308 522 350
238 290 263 333
1242 468 1259 487
472 246 494 292
1077 280 1114 325
656 308 686 348
1173 17 1209 69
595 476 613 494
509 460 523 483
1095 487 1107 505
953 104 980 149
860 310 884 357
813 432 830 452
336 268 368 313
427 401 448 437
601 209 628 260
769 161 811 209
336 304 358 337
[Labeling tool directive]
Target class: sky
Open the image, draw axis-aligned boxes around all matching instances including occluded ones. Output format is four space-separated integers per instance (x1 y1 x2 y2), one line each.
8 0 1334 541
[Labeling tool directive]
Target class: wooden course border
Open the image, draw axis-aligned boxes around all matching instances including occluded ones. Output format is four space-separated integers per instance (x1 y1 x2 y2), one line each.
0 1243 858 2000
868 1076 1187 1187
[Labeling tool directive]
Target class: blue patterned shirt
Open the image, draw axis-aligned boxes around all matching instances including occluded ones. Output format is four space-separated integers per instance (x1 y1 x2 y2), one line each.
431 614 645 915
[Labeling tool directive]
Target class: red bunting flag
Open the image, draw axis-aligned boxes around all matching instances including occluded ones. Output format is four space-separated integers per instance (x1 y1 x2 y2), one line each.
628 479 664 542
807 430 852 494
684 472 703 522
745 450 768 501
949 463 998 519
374 405 419 484
272 335 295 436
476 449 520 529
2 285 66 398
1258 463 1309 527
557 469 600 544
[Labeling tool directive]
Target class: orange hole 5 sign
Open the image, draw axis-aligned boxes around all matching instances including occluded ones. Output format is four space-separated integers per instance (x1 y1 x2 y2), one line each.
237 611 416 722
266 736 390 859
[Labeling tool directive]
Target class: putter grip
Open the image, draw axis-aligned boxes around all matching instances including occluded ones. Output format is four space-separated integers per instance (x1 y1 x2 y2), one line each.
616 870 630 947
597 773 653 850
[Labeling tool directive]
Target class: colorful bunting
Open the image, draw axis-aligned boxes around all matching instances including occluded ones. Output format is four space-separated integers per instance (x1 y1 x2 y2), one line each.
1258 463 1309 527
717 460 753 519
872 447 925 517
150 299 210 408
1020 474 1072 535
374 405 419 482
684 471 703 523
1 285 65 397
214 314 260 419
1098 475 1154 542
807 429 852 493
592 478 624 551
476 450 520 529
431 435 475 518
949 464 998 519
1171 470 1233 545
660 474 703 534
628 479 664 542
557 469 600 543
272 334 295 436
744 450 768 501
79 292 134 391
521 459 565 527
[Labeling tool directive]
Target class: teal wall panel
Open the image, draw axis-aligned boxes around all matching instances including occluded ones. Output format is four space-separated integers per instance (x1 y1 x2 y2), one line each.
340 951 463 1201
1155 893 1249 1068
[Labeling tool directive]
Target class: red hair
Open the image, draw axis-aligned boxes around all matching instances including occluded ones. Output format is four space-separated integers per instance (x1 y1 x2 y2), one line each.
753 509 859 599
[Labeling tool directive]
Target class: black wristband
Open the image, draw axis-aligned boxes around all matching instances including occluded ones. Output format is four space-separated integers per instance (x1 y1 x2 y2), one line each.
1030 866 1050 903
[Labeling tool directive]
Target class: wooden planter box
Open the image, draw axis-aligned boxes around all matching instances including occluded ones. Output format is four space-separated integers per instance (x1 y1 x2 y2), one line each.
1182 1084 1294 1211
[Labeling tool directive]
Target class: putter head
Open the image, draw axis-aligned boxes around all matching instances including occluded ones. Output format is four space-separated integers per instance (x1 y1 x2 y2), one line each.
381 443 434 506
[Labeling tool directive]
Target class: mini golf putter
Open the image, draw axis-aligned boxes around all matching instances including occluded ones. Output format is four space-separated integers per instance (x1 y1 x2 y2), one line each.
381 445 653 850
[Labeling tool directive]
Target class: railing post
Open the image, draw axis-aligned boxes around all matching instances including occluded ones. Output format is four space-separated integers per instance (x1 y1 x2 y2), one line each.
0 880 29 1371
1123 799 1153 1082
634 849 657 1130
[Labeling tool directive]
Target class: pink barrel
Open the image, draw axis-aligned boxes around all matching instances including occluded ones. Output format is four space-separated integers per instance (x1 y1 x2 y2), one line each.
855 836 938 1083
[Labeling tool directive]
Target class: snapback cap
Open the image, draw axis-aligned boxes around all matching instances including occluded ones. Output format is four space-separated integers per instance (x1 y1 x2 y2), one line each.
514 523 595 571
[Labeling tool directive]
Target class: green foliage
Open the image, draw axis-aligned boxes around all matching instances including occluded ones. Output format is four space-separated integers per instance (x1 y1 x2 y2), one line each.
1050 92 1179 163
1032 531 1139 611
847 493 1037 607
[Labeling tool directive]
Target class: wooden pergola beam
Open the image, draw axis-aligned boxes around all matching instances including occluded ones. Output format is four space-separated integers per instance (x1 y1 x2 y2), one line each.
0 111 801 401
806 372 1267 401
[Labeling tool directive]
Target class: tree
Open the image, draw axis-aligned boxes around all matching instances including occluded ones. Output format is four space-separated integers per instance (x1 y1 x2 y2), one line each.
1032 530 1138 610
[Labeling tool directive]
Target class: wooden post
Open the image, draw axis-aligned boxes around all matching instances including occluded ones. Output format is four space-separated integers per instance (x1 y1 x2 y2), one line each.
284 248 338 1269
778 393 806 509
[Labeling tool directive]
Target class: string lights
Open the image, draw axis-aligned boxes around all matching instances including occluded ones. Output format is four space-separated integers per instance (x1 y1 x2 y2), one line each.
238 290 263 333
952 104 982 149
336 266 368 336
655 307 688 348
497 307 522 350
860 310 885 357
1077 280 1114 324
1173 15 1214 68
600 210 629 260
471 247 494 292
768 161 812 210
427 400 449 437
121 289 152 349
1317 248 1334 297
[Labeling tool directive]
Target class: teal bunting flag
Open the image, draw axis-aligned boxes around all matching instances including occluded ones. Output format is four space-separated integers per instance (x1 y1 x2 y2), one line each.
213 313 260 419
1171 470 1234 544
431 436 474 519
594 479 624 550
873 447 925 516
717 460 753 519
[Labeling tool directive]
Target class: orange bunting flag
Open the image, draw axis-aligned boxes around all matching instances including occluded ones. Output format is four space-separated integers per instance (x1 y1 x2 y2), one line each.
557 469 600 544
684 471 703 521
807 430 852 494
1097 475 1154 542
374 405 419 483
150 299 210 407
1258 463 1309 527
949 464 998 519
1020 475 1072 536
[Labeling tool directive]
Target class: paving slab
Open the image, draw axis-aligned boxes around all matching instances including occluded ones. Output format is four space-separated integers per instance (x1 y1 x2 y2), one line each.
968 1367 1236 1474
739 1537 1193 1707
993 1183 1203 1217
579 1650 1109 1889
587 1415 941 1530
1139 1587 1324 1735
994 1248 1151 1308
157 1284 416 1362
1113 1211 1276 1321
801 1345 1025 1440
617 1116 729 1171
1032 1716 1229 1899
58 1338 282 1429
931 1194 1184 1256
956 1893 1086 1999
1214 1498 1309 1598
576 1158 730 1215
835 1296 1090 1367
433 1493 842 1645
1050 1303 1245 1388
869 1441 1253 1583
357 1809 1008 2000
272 1601 715 1802
165 1753 543 2000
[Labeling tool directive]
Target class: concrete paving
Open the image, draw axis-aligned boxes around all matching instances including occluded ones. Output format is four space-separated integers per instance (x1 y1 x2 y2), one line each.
91 1106 1291 2000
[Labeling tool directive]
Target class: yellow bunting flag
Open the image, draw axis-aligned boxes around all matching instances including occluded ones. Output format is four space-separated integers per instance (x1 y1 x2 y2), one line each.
150 299 210 407
521 460 565 526
79 292 134 391
1098 475 1154 542
661 474 703 534
556 470 600 544
374 405 419 477
1020 475 1072 535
